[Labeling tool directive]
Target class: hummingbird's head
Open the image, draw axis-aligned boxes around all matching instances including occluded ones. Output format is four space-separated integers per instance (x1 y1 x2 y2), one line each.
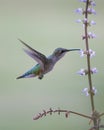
52 48 70 61
52 48 80 61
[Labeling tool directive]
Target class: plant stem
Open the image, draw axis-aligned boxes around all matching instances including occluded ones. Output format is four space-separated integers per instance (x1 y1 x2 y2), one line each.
84 0 100 129
85 0 95 113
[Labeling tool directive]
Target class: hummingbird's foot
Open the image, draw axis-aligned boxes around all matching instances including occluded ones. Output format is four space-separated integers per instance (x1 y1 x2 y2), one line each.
38 74 44 80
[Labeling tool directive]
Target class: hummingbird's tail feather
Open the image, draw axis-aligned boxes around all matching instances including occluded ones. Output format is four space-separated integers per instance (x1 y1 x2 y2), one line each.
16 75 24 79
16 74 35 79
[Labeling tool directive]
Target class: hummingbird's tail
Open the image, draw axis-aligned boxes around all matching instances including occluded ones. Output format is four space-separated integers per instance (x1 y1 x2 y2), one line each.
16 65 40 79
16 75 25 79
16 73 35 79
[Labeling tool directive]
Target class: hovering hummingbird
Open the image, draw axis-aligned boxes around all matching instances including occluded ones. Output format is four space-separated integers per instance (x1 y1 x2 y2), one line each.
17 39 80 80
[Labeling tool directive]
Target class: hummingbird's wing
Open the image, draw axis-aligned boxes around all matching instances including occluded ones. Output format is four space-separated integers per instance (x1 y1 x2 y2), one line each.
18 39 48 71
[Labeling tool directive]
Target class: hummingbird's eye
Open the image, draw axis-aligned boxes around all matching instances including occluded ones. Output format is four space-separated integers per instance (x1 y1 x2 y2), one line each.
54 48 65 56
60 50 64 54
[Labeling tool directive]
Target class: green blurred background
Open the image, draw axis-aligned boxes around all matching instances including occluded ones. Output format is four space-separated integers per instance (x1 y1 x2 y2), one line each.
0 0 104 130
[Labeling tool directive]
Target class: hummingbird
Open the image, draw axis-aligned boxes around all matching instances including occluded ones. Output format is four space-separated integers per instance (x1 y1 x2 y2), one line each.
17 39 80 80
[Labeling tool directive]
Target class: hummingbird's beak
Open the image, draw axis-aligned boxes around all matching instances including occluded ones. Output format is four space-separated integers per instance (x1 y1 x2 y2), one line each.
68 49 80 52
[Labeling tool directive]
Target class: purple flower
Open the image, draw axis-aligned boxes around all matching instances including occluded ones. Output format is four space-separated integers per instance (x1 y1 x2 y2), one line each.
75 8 83 14
88 32 96 39
79 0 87 2
82 87 97 96
91 67 98 74
76 19 82 23
79 49 95 58
89 49 95 57
90 1 96 6
79 0 96 6
77 69 88 76
83 18 88 24
90 20 96 25
92 87 97 95
79 49 85 57
87 8 96 15
82 88 89 96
